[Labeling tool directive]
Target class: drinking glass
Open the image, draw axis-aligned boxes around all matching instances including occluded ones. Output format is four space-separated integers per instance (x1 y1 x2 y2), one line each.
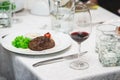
0 1 12 28
98 35 118 67
69 3 92 70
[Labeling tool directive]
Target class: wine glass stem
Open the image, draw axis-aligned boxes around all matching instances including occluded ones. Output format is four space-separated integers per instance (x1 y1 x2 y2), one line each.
78 43 87 67
13 11 16 18
12 1 16 19
78 42 81 61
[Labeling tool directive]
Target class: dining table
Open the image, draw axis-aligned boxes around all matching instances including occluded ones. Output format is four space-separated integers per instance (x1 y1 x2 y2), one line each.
0 5 120 80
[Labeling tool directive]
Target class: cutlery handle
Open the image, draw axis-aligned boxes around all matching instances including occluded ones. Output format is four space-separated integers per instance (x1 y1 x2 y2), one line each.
32 51 87 67
33 57 64 67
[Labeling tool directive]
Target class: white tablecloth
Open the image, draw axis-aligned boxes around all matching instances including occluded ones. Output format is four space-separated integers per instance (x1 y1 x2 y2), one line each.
0 6 120 80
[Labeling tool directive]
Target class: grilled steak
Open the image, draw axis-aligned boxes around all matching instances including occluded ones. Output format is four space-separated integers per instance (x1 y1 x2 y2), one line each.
28 36 55 51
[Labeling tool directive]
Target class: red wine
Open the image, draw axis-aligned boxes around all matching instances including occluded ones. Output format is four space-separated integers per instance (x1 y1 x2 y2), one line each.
71 32 89 43
80 0 89 3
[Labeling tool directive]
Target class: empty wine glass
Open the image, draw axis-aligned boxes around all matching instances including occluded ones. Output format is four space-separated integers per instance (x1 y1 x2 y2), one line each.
49 0 75 33
69 3 92 70
11 0 21 23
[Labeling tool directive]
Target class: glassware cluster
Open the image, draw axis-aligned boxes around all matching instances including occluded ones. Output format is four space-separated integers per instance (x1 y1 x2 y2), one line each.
49 0 92 70
69 1 92 70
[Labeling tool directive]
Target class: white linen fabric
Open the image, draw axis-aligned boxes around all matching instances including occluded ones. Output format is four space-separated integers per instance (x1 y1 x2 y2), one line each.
5 50 120 80
11 54 38 80
0 6 120 80
0 46 14 80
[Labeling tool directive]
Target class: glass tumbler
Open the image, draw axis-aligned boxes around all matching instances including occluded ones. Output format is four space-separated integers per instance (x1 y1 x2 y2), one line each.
95 24 117 53
98 35 118 67
0 1 12 28
96 24 120 66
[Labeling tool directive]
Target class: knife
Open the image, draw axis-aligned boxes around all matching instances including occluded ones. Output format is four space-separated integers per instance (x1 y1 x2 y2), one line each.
33 51 88 67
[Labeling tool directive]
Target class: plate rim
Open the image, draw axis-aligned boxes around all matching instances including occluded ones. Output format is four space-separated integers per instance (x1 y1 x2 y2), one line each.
1 30 72 55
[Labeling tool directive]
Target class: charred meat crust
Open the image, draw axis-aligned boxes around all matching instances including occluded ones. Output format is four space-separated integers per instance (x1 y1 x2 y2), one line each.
28 36 55 51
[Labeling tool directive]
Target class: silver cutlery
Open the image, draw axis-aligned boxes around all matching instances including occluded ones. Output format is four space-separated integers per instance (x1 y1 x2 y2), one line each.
1 34 8 38
33 51 88 67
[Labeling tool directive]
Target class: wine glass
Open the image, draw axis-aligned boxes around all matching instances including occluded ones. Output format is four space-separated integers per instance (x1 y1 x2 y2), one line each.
49 0 75 33
69 3 92 70
11 0 21 23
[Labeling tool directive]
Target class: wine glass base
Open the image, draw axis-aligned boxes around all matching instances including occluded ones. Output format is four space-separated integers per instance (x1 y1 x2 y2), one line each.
12 18 22 24
70 60 89 70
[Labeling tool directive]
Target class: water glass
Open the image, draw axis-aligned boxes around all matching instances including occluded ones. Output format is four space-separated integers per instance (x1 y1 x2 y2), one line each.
97 24 120 67
95 24 117 53
98 35 118 67
49 0 75 33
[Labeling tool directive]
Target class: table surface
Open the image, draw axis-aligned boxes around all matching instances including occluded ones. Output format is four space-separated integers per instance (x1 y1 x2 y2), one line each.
0 6 120 80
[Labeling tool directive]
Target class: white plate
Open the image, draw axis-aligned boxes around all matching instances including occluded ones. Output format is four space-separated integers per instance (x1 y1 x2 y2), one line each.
1 30 72 55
